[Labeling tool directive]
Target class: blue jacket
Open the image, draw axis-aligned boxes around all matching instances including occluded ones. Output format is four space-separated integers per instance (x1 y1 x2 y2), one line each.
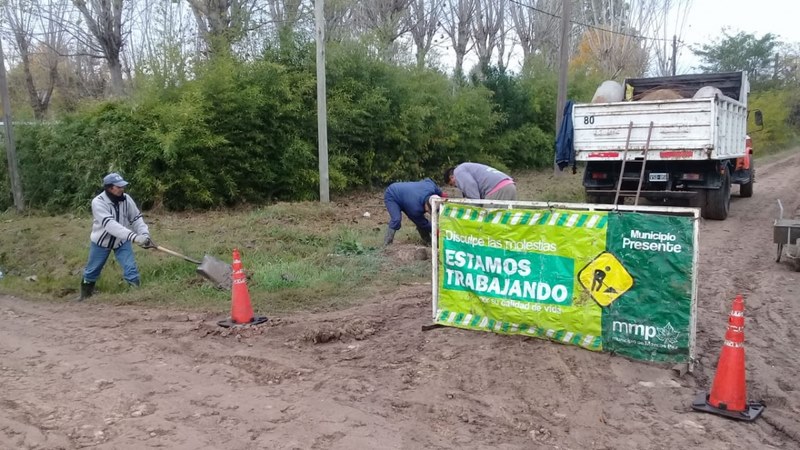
384 178 442 231
555 100 575 173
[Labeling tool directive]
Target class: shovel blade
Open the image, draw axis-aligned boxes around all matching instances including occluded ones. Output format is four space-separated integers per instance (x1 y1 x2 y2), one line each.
196 255 232 290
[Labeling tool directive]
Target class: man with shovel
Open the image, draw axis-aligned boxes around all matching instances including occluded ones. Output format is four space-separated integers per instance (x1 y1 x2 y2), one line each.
79 172 156 300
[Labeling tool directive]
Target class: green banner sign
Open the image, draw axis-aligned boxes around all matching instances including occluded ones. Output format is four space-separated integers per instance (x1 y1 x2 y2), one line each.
434 204 696 363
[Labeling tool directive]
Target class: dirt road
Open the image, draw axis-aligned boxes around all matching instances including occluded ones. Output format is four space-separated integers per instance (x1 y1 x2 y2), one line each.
2 153 800 450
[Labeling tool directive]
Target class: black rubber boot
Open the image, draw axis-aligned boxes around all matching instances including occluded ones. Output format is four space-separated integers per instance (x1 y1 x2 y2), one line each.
79 280 95 301
417 228 432 246
384 228 397 246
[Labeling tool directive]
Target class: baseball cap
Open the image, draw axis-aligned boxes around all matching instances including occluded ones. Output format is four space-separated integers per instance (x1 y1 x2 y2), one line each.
103 172 129 187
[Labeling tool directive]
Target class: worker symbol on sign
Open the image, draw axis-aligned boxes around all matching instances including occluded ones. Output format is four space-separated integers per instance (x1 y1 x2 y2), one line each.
578 252 633 307
591 266 617 293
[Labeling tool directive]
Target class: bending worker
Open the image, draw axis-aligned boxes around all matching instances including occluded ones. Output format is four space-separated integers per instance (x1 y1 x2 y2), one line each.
79 172 155 300
444 162 516 200
383 178 442 246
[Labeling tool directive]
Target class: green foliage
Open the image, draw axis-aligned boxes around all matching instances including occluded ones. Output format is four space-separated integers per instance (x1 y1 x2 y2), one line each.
748 89 800 153
2 41 573 212
334 229 367 255
693 30 779 85
0 164 585 311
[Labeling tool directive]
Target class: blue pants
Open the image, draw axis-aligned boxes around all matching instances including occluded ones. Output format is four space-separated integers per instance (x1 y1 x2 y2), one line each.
384 192 431 232
83 241 140 285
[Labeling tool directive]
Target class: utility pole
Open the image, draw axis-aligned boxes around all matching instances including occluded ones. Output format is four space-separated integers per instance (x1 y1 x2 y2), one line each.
773 52 780 80
315 0 330 203
555 0 572 132
0 39 24 212
671 35 678 76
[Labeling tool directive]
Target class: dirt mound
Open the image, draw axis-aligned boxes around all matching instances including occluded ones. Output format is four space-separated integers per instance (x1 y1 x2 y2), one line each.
384 244 430 262
302 318 382 343
639 89 684 101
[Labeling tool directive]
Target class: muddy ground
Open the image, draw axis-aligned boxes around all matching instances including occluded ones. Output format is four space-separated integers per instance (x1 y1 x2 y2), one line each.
2 153 800 450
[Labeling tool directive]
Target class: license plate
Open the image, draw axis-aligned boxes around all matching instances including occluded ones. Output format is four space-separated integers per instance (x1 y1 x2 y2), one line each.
649 173 668 182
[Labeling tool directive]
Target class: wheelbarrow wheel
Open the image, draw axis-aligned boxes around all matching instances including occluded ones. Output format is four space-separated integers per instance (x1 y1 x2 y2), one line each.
776 243 783 263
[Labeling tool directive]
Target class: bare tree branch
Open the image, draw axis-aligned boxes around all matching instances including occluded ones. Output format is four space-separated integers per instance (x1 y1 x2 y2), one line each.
407 0 441 68
356 0 412 61
185 0 260 57
71 0 129 95
508 0 560 67
440 0 475 78
471 0 503 73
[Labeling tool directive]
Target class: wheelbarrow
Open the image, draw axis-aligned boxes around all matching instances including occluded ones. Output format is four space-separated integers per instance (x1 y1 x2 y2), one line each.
773 200 800 271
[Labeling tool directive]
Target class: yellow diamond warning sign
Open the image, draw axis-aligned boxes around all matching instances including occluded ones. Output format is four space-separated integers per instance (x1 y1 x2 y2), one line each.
578 252 633 307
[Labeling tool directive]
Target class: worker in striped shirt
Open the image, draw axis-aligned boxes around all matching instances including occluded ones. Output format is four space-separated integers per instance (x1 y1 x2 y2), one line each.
79 172 155 300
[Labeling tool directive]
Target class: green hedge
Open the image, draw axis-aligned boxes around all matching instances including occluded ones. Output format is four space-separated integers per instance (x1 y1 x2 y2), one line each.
0 46 587 212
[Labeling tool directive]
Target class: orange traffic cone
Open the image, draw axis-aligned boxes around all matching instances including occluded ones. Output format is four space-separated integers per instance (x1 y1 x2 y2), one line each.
217 249 268 328
691 294 764 421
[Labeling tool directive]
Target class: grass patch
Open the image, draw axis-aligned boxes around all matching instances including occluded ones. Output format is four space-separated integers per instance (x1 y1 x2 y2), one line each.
0 166 585 312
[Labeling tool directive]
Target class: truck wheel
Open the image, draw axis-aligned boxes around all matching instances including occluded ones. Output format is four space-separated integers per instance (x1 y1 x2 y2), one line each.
702 166 731 220
739 165 754 198
690 190 707 209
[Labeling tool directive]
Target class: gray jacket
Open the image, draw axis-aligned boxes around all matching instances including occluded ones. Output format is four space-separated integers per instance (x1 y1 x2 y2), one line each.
89 191 150 249
453 163 512 199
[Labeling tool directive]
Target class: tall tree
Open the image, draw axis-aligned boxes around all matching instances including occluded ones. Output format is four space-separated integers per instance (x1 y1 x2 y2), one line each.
186 0 258 56
324 0 357 42
774 42 800 86
72 0 128 95
440 0 475 79
3 0 66 118
508 0 562 68
693 29 778 84
356 0 412 60
650 0 690 76
125 0 194 85
494 0 514 70
571 28 648 78
471 0 504 73
267 0 306 46
407 0 441 68
574 0 662 79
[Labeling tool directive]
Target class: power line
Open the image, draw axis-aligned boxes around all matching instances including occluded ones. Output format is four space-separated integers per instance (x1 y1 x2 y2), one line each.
506 0 680 44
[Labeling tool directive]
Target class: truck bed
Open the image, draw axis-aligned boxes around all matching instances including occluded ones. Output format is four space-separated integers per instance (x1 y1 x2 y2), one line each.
573 96 747 161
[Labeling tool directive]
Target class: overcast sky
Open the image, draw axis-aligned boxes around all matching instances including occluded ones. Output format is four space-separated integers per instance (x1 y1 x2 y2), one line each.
677 0 800 71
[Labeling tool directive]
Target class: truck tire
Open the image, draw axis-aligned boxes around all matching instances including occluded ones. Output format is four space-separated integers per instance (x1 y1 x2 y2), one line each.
739 165 754 198
702 166 731 220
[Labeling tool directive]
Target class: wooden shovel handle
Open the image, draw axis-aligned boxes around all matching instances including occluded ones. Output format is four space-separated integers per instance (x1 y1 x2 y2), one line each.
154 245 202 265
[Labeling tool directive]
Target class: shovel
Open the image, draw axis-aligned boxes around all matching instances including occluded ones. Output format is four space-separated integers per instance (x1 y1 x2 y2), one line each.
151 244 232 290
